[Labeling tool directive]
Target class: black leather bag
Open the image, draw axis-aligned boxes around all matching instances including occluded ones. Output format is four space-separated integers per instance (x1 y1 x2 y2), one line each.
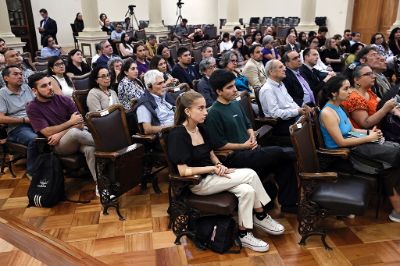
189 215 241 254
350 141 400 174
381 113 400 143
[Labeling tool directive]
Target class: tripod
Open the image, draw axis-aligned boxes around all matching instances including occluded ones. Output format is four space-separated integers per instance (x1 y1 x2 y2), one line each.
174 2 184 30
125 6 140 31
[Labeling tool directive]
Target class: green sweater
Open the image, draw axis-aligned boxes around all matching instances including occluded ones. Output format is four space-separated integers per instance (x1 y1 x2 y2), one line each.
205 100 251 149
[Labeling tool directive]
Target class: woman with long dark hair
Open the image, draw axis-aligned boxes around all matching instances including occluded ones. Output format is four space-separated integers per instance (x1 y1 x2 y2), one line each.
231 38 247 67
117 58 145 110
167 91 284 252
48 56 74 97
157 45 175 72
87 66 119 112
66 49 91 76
388 27 400 56
371 32 393 59
74 12 84 32
119 33 134 58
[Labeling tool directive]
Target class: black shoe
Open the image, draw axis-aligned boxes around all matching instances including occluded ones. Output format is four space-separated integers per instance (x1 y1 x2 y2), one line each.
281 205 298 214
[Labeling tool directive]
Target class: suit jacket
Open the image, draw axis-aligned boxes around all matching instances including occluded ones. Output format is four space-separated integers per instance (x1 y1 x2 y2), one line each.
242 58 267 89
282 68 305 107
40 17 57 43
299 64 325 102
283 43 301 54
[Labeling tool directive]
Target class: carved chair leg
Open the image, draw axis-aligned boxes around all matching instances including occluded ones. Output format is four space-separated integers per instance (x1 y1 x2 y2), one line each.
151 175 161 194
8 161 16 178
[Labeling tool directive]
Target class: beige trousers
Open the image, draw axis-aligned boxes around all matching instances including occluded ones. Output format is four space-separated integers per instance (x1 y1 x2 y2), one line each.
190 168 271 229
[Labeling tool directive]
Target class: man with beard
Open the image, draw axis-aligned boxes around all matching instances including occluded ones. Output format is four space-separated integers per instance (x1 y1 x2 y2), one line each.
0 65 36 178
0 49 34 88
26 72 97 183
171 47 200 89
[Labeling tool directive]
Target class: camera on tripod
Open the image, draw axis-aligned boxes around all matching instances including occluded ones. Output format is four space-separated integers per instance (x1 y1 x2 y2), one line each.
128 5 136 14
177 0 184 8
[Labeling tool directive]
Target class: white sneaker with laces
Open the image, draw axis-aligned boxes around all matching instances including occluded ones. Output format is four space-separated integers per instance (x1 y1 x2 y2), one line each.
240 232 269 252
253 214 285 235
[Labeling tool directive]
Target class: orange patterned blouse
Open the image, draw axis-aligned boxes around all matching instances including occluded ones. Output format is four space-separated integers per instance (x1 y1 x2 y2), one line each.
342 88 379 129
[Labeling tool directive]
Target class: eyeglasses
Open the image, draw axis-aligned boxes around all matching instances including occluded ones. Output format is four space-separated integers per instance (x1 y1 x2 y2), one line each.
230 59 238 63
54 62 65 67
290 56 300 60
208 64 217 69
361 72 375 77
97 73 111 79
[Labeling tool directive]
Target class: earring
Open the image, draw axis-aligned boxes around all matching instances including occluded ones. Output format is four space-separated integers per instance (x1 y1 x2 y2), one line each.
332 96 337 100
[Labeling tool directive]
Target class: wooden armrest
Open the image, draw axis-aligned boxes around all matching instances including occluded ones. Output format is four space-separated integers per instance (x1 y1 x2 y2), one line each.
317 148 350 159
95 143 143 160
214 150 234 160
255 124 273 140
169 174 202 185
255 117 279 125
299 172 338 181
132 133 157 142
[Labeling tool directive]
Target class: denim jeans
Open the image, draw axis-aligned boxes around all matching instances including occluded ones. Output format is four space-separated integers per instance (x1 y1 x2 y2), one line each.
7 124 38 175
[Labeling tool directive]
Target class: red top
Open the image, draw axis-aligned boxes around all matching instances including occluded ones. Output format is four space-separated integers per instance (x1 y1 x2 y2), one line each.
342 88 378 129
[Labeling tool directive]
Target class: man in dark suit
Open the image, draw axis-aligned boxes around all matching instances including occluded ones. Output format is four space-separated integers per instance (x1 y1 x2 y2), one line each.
283 33 300 54
38 8 58 45
282 50 315 107
300 48 335 104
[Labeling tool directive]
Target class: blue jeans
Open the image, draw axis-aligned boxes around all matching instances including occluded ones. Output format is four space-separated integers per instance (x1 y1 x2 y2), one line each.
7 124 38 175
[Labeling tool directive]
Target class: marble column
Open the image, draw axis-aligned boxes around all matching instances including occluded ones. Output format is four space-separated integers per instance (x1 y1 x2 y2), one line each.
296 0 318 32
145 0 169 41
0 0 25 52
390 2 400 31
76 0 108 57
221 0 241 33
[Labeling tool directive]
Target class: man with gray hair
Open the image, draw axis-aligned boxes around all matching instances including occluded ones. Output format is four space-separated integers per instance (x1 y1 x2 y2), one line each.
197 57 217 107
95 40 120 68
260 59 308 136
134 70 175 134
283 33 300 53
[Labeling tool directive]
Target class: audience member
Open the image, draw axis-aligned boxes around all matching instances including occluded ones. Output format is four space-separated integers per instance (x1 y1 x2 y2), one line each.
74 12 84 32
300 36 330 73
117 58 145 110
231 38 247 67
300 48 335 99
150 55 180 89
157 45 175 72
0 38 7 65
388 27 400 56
171 47 200 89
205 69 299 213
242 44 267 89
370 32 393 59
26 72 97 185
197 57 217 107
320 38 343 72
252 31 262 45
168 91 284 252
317 26 328 47
96 40 119 68
341 29 353 53
220 51 252 95
260 60 306 136
134 70 175 134
0 65 37 177
174 18 189 41
220 32 233 53
0 50 34 88
38 8 58 45
40 35 61 58
189 28 209 42
230 28 243 43
298 31 308 50
107 57 123 92
282 50 316 107
350 32 361 46
118 33 134 58
145 35 158 60
91 43 102 67
110 23 125 43
101 18 114 34
261 35 280 65
87 66 119 112
319 75 400 223
133 43 150 77
66 49 91 76
98 13 107 27
283 33 300 53
48 56 74 98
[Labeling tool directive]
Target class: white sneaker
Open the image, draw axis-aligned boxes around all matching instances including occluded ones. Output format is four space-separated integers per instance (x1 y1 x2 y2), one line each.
240 232 269 252
253 214 285 235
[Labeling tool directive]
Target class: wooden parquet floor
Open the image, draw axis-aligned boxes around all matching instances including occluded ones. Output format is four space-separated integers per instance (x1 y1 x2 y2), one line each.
0 161 400 266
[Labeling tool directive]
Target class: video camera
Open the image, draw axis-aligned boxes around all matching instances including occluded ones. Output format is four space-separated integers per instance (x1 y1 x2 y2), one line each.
177 0 184 8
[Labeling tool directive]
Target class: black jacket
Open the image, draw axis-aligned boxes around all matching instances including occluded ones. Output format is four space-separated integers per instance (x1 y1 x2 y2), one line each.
40 17 58 44
197 76 216 107
299 64 325 103
282 69 305 106
171 63 200 89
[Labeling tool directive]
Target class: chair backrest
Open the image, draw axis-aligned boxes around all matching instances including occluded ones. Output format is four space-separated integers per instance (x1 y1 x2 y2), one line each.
289 115 320 173
85 104 132 152
254 87 264 118
311 107 326 149
33 62 48 72
168 45 178 62
71 72 91 90
192 46 202 64
238 91 256 128
34 56 48 63
192 79 200 91
160 126 180 176
72 89 89 118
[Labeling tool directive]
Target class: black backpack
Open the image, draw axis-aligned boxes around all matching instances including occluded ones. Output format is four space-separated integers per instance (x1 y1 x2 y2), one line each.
27 152 65 208
189 215 241 254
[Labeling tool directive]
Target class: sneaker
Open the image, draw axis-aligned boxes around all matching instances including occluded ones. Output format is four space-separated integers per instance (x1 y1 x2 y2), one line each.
253 214 285 235
389 210 400 223
240 232 269 252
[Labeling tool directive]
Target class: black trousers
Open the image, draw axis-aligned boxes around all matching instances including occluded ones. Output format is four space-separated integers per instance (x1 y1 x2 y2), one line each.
223 146 298 207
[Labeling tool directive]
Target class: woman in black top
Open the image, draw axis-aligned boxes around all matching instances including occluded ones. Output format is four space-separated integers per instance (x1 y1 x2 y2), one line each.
167 91 285 252
321 38 343 72
389 27 400 56
74 12 84 32
66 49 91 76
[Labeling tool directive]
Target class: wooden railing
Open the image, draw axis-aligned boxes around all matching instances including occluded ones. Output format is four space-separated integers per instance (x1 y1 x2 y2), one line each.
0 211 107 266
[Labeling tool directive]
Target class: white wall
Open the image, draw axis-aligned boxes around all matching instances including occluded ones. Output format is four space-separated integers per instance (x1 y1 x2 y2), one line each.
29 0 354 48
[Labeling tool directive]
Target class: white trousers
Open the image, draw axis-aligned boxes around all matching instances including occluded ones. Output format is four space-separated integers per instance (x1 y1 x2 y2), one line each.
190 168 271 229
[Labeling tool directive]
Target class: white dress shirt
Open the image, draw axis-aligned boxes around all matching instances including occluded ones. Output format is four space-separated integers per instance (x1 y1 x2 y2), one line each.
259 78 300 120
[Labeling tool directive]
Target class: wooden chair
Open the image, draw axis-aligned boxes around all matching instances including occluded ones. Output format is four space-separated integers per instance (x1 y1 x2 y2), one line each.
191 46 202 64
32 62 48 72
289 114 370 249
85 104 145 220
71 72 91 91
159 126 238 244
72 89 90 118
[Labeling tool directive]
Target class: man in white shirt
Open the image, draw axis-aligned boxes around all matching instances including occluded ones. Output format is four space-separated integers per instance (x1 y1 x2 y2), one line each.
259 59 309 136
